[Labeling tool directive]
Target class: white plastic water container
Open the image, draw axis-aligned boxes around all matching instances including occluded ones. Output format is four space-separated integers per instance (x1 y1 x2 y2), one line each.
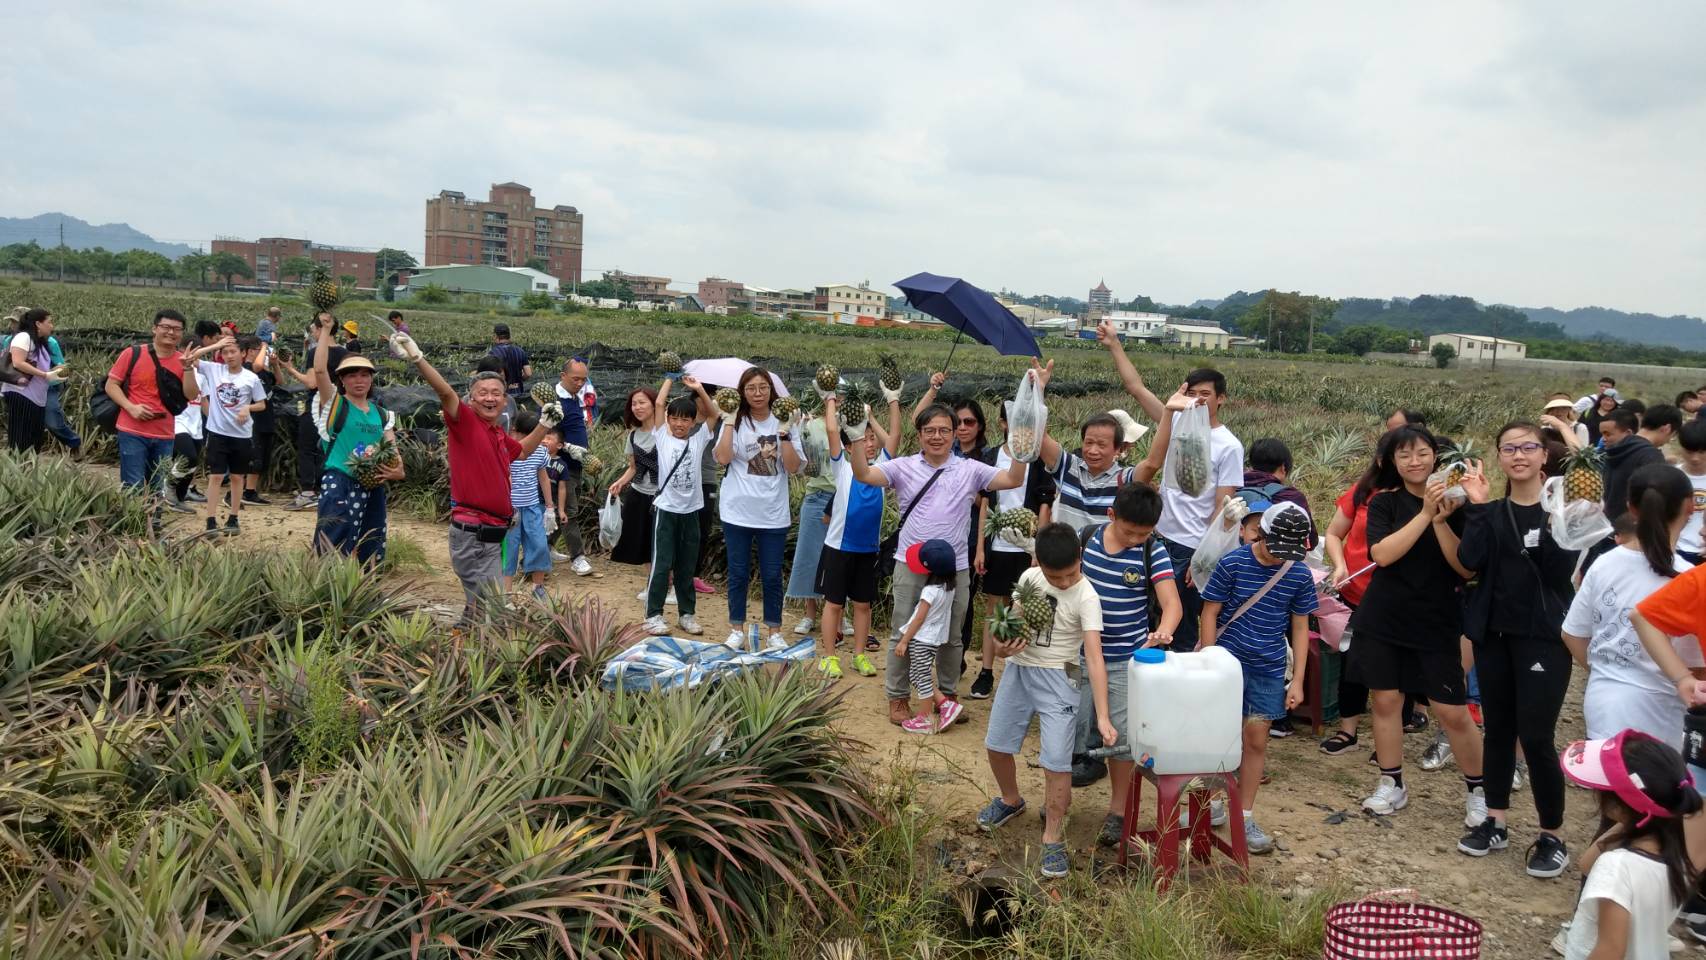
1127 647 1245 774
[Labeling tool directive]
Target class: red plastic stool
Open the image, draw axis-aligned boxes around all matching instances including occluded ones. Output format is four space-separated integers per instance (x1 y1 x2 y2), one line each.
1116 765 1249 890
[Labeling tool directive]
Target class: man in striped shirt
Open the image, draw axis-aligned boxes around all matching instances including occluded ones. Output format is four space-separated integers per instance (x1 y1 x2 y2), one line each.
1073 484 1182 834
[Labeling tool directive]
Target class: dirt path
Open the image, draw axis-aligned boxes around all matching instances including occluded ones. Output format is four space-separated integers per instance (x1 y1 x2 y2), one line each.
141 471 1633 957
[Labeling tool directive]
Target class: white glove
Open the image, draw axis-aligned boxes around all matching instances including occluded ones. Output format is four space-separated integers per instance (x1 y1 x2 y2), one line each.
843 404 870 437
564 443 588 462
390 332 423 362
718 406 738 426
880 383 902 404
543 511 559 534
538 402 564 428
783 407 803 435
44 366 67 384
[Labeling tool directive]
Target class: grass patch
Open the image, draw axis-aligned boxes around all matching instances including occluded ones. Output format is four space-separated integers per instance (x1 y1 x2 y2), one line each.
379 532 431 572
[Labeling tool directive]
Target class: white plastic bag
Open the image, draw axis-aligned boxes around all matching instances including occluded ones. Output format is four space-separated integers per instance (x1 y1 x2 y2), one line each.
598 493 623 551
1426 460 1473 507
1189 495 1250 584
1163 401 1213 496
1007 372 1047 463
1541 476 1613 551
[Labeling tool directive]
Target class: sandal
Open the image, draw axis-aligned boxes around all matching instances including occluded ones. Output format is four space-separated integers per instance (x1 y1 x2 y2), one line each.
865 638 881 652
1319 730 1358 756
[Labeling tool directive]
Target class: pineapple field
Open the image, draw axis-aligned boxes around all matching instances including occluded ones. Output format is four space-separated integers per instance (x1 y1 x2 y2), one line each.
5 279 1700 956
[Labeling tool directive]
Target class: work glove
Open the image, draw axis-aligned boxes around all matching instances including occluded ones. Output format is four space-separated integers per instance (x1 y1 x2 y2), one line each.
389 332 423 362
538 402 564 428
564 442 587 461
880 382 902 404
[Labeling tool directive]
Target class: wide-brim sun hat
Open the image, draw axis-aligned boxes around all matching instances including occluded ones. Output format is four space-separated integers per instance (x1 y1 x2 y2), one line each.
342 321 360 336
1543 397 1574 412
335 355 377 376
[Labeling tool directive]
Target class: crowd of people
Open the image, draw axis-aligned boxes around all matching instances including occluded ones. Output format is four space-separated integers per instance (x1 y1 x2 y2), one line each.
13 300 1706 948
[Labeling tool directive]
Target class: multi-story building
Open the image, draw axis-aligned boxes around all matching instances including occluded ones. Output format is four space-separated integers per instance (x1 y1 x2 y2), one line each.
1101 309 1171 342
815 282 888 324
1087 279 1113 319
210 237 376 289
697 277 747 311
424 183 584 284
605 270 674 303
747 286 815 316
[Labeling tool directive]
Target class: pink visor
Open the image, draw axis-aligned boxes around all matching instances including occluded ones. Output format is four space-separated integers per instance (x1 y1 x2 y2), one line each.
1560 730 1689 826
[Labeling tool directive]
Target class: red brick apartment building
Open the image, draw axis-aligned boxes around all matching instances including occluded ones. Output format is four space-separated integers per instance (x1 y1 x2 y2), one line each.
210 237 377 289
425 182 584 283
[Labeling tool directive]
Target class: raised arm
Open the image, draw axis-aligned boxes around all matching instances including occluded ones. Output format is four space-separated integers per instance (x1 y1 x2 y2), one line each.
882 397 901 456
1097 320 1165 422
1134 386 1191 484
846 424 891 488
911 371 945 425
680 375 714 424
411 351 459 421
824 395 844 459
649 376 674 431
312 324 338 405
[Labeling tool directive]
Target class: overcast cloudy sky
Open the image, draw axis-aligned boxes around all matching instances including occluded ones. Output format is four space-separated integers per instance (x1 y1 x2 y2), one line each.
3 1 1702 316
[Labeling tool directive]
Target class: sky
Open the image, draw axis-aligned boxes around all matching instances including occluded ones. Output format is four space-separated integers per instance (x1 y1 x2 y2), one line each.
3 1 1703 317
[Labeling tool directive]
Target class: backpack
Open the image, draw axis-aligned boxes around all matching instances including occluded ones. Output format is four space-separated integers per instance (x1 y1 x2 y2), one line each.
1079 523 1163 629
319 394 391 453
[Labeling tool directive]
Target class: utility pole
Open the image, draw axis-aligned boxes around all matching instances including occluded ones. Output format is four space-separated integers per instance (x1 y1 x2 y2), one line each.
1308 303 1316 355
1266 298 1275 352
1490 310 1498 371
57 220 65 281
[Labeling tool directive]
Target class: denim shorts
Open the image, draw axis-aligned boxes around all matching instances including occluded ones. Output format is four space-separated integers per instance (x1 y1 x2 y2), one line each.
1243 670 1287 722
985 664 1079 773
502 503 551 576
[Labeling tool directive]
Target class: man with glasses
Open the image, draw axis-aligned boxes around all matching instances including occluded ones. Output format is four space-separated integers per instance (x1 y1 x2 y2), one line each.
105 309 201 493
550 356 598 574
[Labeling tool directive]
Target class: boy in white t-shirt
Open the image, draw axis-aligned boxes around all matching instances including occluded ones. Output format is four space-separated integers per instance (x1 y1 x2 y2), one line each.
1096 320 1243 651
186 335 266 535
979 522 1115 878
642 375 717 637
815 393 899 679
1678 420 1706 565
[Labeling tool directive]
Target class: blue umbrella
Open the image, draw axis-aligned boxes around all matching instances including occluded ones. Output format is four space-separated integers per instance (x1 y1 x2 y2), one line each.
894 271 1042 374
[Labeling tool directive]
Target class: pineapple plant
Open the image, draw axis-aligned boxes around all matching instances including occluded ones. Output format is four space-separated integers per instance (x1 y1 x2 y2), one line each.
1011 579 1056 643
879 353 903 393
657 350 683 373
347 437 401 488
1562 445 1606 503
713 387 742 416
308 266 341 312
772 395 799 423
814 363 840 396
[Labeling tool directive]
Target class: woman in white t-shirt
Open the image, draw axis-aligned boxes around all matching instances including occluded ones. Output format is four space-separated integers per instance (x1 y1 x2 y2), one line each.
713 366 803 650
1564 464 1699 746
2 309 60 453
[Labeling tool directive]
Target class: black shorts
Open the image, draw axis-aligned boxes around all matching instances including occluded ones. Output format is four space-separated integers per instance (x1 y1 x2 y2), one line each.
815 545 878 606
204 432 254 475
1348 630 1467 706
981 548 1031 598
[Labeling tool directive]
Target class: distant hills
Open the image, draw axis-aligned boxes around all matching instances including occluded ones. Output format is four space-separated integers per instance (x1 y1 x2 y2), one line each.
0 213 194 259
1516 305 1706 351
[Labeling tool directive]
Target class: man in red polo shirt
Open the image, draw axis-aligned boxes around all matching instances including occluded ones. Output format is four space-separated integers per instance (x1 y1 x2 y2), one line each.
397 331 558 622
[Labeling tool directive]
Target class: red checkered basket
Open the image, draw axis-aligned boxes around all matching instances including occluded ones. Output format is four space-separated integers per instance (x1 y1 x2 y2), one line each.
1323 889 1482 959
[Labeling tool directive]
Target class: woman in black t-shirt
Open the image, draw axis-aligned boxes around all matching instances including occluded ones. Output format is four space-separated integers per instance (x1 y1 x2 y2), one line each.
1348 426 1485 826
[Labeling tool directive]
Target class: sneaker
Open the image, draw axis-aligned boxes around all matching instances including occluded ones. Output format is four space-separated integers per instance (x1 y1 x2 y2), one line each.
678 615 704 636
223 516 240 536
977 796 1026 832
550 549 571 562
1420 730 1454 771
1244 818 1275 855
1550 923 1570 956
1525 833 1569 879
1362 776 1409 816
1457 818 1509 857
818 655 843 680
1097 813 1126 848
888 698 911 726
183 489 207 503
284 491 317 511
665 588 677 606
1268 717 1293 739
969 669 994 699
162 495 193 514
938 699 964 728
765 633 787 651
794 616 815 636
1210 797 1228 827
1512 759 1527 793
571 556 593 576
841 621 854 636
636 590 646 602
850 653 877 676
724 630 746 650
1465 786 1488 828
242 490 271 505
1070 755 1107 788
531 585 548 602
693 577 714 594
205 517 218 533
901 713 939 735
1319 731 1359 756
1039 841 1069 878
642 615 669 636
1680 893 1706 925
1687 915 1706 944
1403 711 1428 734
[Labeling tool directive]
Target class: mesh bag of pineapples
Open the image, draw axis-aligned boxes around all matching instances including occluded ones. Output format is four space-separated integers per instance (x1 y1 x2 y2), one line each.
1005 372 1047 463
1162 400 1213 496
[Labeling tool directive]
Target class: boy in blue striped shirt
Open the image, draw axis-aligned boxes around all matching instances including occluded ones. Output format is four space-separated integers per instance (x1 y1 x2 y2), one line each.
1077 482 1182 846
1199 500 1318 855
502 409 554 600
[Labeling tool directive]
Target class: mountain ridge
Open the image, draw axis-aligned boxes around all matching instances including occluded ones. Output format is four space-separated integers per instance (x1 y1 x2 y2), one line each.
0 213 194 259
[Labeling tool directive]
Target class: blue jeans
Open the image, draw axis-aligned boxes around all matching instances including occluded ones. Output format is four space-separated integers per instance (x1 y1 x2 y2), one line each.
44 383 80 451
117 431 174 492
502 503 551 576
785 490 832 600
313 470 389 567
724 522 787 628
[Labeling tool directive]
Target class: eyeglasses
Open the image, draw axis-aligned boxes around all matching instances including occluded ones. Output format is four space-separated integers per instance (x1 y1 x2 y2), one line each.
1498 442 1544 456
920 427 953 437
958 417 979 427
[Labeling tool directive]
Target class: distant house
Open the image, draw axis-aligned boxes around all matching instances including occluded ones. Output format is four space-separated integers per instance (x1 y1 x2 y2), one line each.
1428 333 1527 361
1166 322 1232 351
1103 310 1172 342
397 263 553 304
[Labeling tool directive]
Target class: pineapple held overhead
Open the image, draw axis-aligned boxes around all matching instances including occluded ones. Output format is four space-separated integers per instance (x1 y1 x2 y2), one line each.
814 364 840 397
657 351 683 374
309 266 341 312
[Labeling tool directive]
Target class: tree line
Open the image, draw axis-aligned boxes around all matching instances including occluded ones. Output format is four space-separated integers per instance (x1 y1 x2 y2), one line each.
0 242 418 294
